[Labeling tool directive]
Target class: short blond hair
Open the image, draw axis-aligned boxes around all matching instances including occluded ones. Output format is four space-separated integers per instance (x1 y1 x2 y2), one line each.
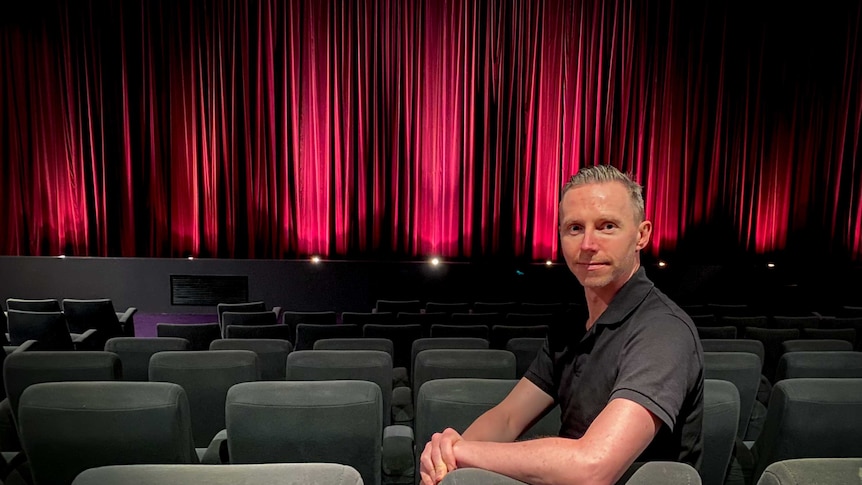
560 165 645 223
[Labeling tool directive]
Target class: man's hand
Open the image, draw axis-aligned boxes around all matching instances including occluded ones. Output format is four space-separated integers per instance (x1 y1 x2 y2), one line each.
419 428 463 485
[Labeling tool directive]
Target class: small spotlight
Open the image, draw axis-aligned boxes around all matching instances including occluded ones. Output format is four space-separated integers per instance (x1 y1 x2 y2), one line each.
657 260 667 268
310 255 321 264
430 257 440 266
187 256 194 260
545 260 553 266
766 262 776 268
57 254 66 259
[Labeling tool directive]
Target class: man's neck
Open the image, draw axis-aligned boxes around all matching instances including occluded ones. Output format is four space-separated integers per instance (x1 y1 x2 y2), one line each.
582 263 640 330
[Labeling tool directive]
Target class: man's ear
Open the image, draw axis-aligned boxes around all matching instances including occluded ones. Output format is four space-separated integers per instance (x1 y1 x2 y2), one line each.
636 221 652 250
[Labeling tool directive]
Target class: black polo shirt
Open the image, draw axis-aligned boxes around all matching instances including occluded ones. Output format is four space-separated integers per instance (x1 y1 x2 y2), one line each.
524 267 704 469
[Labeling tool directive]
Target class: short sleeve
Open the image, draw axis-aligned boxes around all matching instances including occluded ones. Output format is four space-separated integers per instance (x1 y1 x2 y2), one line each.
523 338 556 401
611 315 700 431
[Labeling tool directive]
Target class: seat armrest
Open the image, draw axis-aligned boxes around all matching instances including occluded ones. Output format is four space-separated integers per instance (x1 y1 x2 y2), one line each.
382 424 414 481
5 340 37 354
117 307 138 337
198 429 228 464
392 386 413 426
72 328 99 350
271 306 283 320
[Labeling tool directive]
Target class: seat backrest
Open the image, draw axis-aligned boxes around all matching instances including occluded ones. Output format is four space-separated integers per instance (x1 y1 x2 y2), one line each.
704 352 761 438
450 312 504 327
780 339 853 354
396 312 449 336
217 302 266 324
341 312 396 327
156 323 221 351
226 380 382 485
286 350 392 426
472 301 518 314
7 310 75 350
375 299 422 313
104 337 190 381
363 324 423 371
701 339 765 367
149 350 260 447
701 379 740 485
696 326 737 340
210 338 293 380
415 378 560 484
505 337 545 378
622 461 703 485
314 337 394 361
743 327 801 383
775 351 862 381
751 378 862 482
294 323 360 351
429 324 489 340
756 458 862 485
225 323 291 340
410 338 490 383
6 298 61 312
282 311 338 342
425 302 471 314
72 463 364 485
800 327 856 347
770 315 821 331
412 349 516 405
19 381 198 485
222 311 278 327
490 324 549 350
4 351 121 423
518 302 565 315
61 299 121 337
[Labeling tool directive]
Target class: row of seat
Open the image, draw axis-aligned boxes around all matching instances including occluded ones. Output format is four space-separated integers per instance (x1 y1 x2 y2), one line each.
8 368 862 485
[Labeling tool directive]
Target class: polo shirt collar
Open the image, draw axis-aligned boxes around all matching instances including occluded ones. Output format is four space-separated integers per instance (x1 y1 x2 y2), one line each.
593 266 654 326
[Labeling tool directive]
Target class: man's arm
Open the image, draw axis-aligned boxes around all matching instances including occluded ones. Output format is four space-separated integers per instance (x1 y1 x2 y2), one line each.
420 378 554 485
453 397 662 485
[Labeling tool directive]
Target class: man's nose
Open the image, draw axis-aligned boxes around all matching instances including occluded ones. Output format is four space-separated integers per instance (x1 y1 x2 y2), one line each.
580 228 599 251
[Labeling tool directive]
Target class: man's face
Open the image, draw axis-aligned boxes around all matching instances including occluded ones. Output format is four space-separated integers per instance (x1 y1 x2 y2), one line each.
559 181 651 296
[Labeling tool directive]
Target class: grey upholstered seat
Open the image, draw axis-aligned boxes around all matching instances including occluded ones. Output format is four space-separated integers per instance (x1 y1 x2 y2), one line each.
210 338 292 380
294 323 361 351
742 327 801 383
375 300 422 313
281 311 338 341
429 324 489 340
0 350 121 456
341 312 397 327
701 339 765 367
704 352 761 439
7 310 96 350
149 350 260 448
779 338 853 354
412 348 515 405
72 463 364 485
286 350 393 426
226 380 382 485
62 298 135 345
696 326 738 340
221 310 278 328
742 378 862 483
414 378 560 485
225 323 291 340
774 351 862 381
756 458 862 485
216 301 272 337
104 336 190 381
315 337 395 359
156 322 221 351
701 379 740 485
5 298 61 312
489 325 549 350
505 337 545 378
623 461 703 484
19 381 198 485
425 302 471 314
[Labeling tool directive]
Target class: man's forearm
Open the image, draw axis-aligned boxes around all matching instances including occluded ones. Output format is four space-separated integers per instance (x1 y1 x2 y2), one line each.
453 437 614 485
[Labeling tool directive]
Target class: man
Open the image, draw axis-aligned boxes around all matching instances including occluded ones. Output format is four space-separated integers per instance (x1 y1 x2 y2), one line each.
420 165 703 485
